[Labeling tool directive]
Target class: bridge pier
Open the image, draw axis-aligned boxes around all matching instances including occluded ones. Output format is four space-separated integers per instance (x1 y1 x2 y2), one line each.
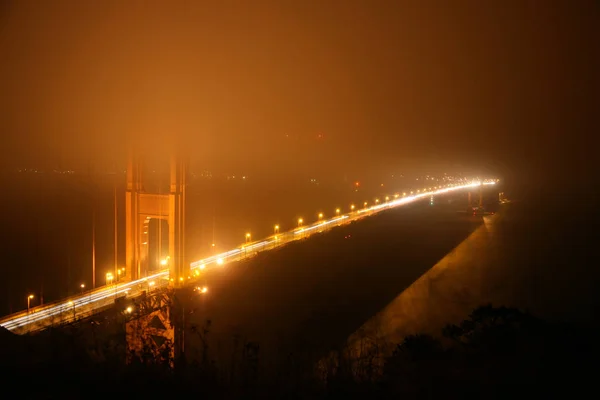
124 287 189 368
125 289 176 366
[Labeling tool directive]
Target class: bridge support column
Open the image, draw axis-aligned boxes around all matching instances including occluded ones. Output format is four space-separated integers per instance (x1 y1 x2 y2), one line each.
169 156 187 286
125 153 143 282
125 151 188 284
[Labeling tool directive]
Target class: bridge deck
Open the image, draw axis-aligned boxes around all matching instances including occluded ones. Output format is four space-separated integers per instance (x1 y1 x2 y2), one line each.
0 181 496 334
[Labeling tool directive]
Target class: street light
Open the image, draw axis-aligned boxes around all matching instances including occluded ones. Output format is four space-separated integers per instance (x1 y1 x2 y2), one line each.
274 225 279 234
364 201 368 208
106 272 114 286
80 283 85 295
27 294 34 314
245 232 251 243
350 204 355 211
335 208 340 216
298 218 303 227
318 212 323 221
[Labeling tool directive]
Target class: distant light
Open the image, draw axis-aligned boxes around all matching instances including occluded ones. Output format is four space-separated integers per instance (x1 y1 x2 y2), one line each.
217 258 224 265
197 286 208 294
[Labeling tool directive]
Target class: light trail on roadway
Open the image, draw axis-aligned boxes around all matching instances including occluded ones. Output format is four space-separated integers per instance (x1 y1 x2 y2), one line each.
0 180 497 334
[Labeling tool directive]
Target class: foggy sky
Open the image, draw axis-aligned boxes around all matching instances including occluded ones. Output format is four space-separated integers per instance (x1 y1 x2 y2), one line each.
0 0 597 180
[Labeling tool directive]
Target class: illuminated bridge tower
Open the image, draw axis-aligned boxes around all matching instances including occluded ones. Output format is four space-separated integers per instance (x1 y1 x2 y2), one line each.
467 184 484 209
125 152 188 286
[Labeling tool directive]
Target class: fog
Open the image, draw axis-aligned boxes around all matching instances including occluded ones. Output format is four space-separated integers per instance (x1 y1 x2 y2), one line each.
1 0 596 183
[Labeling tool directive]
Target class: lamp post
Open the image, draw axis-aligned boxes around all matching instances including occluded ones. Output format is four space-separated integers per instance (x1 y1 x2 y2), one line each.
106 271 115 299
80 283 85 295
335 208 340 217
244 233 251 258
27 294 34 314
274 225 279 235
26 294 34 332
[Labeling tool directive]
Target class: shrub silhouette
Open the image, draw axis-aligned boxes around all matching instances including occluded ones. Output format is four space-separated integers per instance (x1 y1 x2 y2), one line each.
0 305 595 398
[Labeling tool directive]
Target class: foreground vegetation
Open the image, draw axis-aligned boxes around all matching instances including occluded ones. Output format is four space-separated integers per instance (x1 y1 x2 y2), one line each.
1 305 595 398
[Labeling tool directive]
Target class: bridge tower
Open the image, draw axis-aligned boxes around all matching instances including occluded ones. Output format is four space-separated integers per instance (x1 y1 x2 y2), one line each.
125 152 188 286
467 184 484 209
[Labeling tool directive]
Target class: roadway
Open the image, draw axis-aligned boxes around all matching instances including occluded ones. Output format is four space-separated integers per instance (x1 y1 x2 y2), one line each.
0 180 497 334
